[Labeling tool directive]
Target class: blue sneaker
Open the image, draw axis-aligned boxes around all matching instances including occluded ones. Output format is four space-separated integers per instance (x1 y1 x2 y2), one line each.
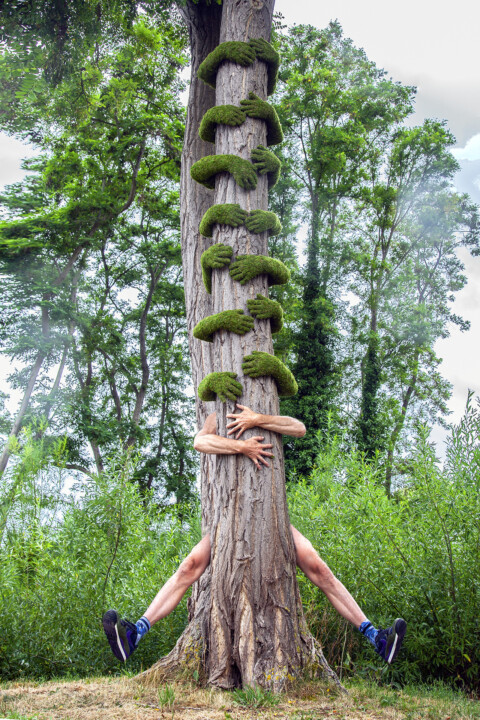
102 609 138 663
375 618 407 664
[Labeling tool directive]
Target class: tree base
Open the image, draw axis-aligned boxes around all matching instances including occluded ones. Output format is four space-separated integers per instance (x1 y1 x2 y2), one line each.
136 620 347 694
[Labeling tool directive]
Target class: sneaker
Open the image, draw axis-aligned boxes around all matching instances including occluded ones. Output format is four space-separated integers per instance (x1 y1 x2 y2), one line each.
375 618 407 664
102 609 138 663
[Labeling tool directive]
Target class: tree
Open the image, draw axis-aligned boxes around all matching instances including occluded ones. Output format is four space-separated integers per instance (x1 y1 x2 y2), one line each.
141 0 341 690
0 7 193 499
274 23 414 477
349 120 479 490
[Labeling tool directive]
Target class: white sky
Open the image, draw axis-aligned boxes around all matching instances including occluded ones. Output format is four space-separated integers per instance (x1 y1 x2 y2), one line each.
1 0 480 451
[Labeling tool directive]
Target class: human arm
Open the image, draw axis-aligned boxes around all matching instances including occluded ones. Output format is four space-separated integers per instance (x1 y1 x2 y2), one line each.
197 41 257 88
193 413 274 469
226 403 305 439
248 38 280 96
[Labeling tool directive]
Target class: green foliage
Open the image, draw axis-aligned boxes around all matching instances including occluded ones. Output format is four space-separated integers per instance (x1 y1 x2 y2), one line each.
197 39 279 96
247 293 283 333
199 204 247 238
158 684 176 710
197 372 243 403
239 93 284 146
0 7 193 500
190 154 258 190
288 398 480 693
251 144 281 188
229 254 290 286
0 453 201 680
231 685 281 707
199 104 247 143
242 351 297 397
245 209 282 236
357 332 384 457
200 243 233 293
193 310 254 342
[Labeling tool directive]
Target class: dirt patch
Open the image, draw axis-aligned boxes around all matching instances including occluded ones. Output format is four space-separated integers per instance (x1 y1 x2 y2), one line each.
0 677 477 720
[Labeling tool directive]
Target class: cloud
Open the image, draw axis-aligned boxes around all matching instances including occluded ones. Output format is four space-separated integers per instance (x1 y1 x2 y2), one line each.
453 158 480 205
452 134 480 162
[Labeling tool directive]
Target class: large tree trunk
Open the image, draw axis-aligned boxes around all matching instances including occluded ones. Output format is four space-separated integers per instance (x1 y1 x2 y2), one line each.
140 0 343 691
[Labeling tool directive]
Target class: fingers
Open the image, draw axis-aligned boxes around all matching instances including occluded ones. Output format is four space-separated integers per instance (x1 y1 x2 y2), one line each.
259 456 270 467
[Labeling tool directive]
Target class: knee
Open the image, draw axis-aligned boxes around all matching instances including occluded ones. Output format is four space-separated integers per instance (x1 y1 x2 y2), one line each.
305 552 336 590
178 553 201 584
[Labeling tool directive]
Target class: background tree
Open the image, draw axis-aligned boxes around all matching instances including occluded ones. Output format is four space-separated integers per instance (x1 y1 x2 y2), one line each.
0 7 195 501
274 23 414 477
348 120 479 490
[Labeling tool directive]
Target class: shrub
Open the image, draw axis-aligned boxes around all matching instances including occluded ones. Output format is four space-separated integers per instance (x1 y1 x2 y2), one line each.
288 399 480 692
0 453 200 679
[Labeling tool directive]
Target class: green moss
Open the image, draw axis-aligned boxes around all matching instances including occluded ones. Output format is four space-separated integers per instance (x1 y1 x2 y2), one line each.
198 371 243 403
248 38 280 96
197 39 279 96
199 204 248 238
229 254 290 286
239 93 283 146
242 351 297 397
197 41 256 89
245 210 282 236
200 243 233 294
251 144 281 188
191 154 258 190
193 309 254 342
199 105 247 143
246 293 283 333
199 205 280 238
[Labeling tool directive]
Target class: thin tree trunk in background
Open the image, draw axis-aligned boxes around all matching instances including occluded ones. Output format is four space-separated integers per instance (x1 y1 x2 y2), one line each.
0 300 51 475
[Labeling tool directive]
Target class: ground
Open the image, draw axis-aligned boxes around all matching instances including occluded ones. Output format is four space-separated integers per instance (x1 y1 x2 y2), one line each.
1 677 479 720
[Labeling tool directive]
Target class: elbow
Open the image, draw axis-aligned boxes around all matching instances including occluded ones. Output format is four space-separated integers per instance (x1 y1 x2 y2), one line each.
297 423 306 438
193 435 202 452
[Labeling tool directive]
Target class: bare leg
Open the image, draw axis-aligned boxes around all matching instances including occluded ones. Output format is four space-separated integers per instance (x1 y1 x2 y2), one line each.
291 525 366 628
143 534 211 627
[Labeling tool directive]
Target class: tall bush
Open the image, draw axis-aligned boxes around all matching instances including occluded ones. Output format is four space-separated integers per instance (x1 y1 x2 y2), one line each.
288 397 480 691
0 453 200 679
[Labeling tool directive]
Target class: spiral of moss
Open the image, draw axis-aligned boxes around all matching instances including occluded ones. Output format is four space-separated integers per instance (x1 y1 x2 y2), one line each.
191 154 258 190
197 39 279 96
242 351 297 397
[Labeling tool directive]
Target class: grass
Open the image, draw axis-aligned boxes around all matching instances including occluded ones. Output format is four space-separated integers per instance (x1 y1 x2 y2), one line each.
231 685 281 708
0 676 478 720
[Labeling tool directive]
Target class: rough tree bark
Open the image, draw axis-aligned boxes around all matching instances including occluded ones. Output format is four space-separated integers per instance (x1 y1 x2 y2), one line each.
140 0 343 691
